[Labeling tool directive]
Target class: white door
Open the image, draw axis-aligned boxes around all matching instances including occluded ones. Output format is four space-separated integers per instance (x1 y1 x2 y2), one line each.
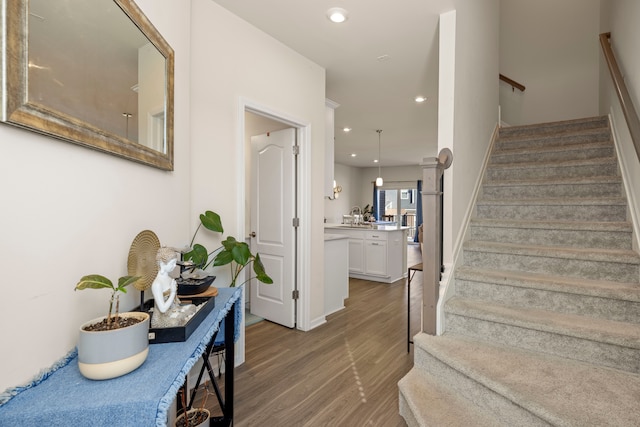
250 128 296 328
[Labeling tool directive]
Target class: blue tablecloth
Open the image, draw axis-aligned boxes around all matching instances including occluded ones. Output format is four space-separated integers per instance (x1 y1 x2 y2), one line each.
0 287 242 426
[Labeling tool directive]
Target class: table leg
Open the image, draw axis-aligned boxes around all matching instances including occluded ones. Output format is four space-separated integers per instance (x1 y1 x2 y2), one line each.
224 301 235 422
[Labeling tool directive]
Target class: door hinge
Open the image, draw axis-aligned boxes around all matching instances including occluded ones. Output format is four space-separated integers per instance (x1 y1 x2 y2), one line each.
292 145 300 155
292 289 300 300
292 217 300 227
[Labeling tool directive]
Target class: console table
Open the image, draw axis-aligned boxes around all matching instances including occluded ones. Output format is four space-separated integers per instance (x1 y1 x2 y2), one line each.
0 287 242 426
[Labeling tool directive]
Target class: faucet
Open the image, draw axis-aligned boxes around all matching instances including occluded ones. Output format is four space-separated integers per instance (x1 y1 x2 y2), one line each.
350 206 362 225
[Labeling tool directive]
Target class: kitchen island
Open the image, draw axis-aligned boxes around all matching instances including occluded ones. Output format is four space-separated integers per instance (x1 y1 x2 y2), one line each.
324 224 409 283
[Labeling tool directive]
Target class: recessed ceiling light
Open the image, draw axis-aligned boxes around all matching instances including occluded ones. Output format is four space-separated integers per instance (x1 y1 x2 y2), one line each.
343 127 351 132
350 153 357 157
374 159 379 163
415 95 427 103
327 8 348 23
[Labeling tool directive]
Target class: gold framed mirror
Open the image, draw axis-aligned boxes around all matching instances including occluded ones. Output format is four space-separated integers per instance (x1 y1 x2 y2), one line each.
0 0 174 170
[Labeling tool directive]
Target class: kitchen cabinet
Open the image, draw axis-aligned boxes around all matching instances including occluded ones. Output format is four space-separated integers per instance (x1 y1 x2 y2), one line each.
324 225 408 283
348 238 365 273
364 232 387 276
324 234 349 315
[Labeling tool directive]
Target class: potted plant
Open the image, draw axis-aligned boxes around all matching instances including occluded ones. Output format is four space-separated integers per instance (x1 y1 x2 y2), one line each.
175 381 213 427
176 211 223 295
183 210 273 287
175 408 210 427
74 274 150 380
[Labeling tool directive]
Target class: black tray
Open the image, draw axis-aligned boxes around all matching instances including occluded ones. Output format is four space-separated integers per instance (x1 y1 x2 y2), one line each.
141 295 216 344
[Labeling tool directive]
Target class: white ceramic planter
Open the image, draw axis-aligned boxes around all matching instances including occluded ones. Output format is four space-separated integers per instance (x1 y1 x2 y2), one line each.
77 311 150 380
175 408 210 427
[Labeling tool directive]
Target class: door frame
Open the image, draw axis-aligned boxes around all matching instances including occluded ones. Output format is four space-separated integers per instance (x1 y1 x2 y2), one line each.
237 97 312 332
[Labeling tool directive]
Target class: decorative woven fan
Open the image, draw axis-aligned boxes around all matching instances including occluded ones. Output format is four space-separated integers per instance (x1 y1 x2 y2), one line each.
127 230 161 291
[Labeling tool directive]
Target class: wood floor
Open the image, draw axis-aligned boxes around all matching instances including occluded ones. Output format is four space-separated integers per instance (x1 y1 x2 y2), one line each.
205 245 423 426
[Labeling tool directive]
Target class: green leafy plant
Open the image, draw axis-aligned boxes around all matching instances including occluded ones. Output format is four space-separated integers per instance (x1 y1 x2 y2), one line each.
183 210 273 287
362 204 375 221
213 236 272 287
183 210 224 271
74 275 140 329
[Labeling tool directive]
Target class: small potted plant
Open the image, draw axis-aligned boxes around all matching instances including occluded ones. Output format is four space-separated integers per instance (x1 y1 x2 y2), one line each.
74 274 150 380
175 381 213 427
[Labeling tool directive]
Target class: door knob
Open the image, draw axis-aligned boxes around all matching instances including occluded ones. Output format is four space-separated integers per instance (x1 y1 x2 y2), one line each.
250 231 257 238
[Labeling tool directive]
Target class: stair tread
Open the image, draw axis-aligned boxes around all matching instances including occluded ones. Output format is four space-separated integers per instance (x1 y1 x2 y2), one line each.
476 196 626 205
399 368 505 427
446 297 640 348
414 333 640 427
470 218 632 232
492 139 612 157
497 131 610 145
488 156 617 170
456 266 640 302
498 116 609 139
482 175 621 187
464 240 640 264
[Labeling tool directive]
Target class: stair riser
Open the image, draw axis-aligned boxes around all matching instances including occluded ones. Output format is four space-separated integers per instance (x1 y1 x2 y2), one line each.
455 279 640 323
486 162 618 181
499 118 608 138
469 226 633 250
476 204 627 222
491 145 614 164
463 249 639 282
445 313 640 373
497 131 610 151
398 393 419 427
481 182 622 199
412 344 551 426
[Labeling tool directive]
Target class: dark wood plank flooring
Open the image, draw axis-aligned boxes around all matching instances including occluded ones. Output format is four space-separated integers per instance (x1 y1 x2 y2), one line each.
203 245 423 426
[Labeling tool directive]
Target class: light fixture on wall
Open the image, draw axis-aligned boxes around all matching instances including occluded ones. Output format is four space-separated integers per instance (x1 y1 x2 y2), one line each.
327 180 342 200
376 129 384 187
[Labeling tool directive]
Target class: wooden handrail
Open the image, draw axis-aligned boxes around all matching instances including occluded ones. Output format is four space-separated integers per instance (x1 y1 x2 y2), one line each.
499 74 526 92
600 32 640 162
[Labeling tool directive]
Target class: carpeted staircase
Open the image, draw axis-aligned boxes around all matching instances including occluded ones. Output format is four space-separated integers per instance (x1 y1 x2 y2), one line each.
399 116 640 426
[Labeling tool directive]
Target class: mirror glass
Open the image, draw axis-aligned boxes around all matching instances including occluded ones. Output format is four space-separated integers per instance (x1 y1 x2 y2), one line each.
0 0 174 170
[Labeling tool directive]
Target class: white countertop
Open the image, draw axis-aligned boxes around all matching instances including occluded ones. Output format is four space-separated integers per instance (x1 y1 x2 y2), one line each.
324 223 410 232
324 233 350 241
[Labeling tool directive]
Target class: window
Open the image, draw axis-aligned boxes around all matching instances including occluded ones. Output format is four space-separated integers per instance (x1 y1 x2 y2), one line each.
375 182 418 242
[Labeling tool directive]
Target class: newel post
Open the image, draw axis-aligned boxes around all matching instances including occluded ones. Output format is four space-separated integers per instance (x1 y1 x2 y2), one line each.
421 148 453 335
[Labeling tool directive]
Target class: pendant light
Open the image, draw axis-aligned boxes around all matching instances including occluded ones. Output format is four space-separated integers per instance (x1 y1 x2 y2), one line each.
376 129 384 186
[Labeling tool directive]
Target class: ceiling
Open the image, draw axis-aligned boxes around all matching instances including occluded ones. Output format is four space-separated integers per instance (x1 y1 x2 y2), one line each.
213 0 456 168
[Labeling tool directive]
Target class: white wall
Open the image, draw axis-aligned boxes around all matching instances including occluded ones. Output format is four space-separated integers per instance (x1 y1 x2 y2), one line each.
599 0 640 250
0 0 327 392
323 164 422 224
189 0 326 330
500 0 601 126
433 0 500 333
356 165 423 210
0 0 192 392
447 0 500 260
324 163 363 224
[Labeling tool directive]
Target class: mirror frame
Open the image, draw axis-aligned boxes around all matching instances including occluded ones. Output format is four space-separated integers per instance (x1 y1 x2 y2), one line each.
0 0 174 170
